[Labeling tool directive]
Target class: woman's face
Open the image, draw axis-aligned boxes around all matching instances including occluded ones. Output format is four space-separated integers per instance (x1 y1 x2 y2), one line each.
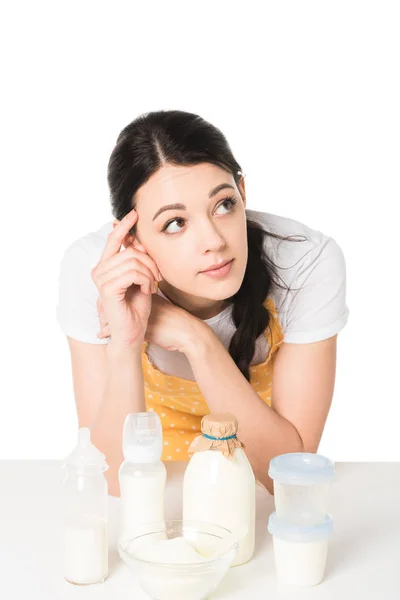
124 162 248 316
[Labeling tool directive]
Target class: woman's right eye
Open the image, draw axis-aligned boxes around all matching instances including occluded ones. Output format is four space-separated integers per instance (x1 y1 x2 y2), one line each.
162 218 185 235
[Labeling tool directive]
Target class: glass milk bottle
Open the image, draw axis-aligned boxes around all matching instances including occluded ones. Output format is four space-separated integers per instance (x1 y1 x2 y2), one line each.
182 413 255 567
118 412 167 545
62 427 109 585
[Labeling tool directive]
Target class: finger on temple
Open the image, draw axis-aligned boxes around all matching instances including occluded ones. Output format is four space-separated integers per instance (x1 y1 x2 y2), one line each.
100 209 138 261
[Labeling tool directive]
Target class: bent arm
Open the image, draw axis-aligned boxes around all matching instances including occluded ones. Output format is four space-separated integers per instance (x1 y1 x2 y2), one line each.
184 323 337 495
67 337 145 496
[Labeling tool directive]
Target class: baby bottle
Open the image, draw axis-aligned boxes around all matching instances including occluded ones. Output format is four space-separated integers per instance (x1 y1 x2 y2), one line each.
62 427 109 585
118 412 167 544
182 413 255 567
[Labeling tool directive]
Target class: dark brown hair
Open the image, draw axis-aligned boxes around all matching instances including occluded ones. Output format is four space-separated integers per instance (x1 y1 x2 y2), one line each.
107 110 303 381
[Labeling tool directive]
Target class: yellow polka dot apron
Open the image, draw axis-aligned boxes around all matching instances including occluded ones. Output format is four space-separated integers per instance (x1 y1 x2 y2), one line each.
141 296 284 462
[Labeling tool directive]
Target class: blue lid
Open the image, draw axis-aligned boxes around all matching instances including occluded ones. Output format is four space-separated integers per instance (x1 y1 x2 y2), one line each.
268 452 335 485
268 512 333 543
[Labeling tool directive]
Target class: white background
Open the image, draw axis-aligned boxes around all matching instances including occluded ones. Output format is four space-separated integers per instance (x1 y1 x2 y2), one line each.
1 1 399 460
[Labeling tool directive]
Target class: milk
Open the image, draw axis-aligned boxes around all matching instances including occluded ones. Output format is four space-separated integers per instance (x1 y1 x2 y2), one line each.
273 537 328 586
125 535 233 600
62 428 109 586
64 515 108 585
119 462 166 540
183 447 255 566
268 511 333 587
129 537 210 600
130 536 205 564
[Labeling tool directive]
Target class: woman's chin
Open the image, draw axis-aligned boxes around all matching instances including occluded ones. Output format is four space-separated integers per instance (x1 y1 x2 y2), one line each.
202 278 243 301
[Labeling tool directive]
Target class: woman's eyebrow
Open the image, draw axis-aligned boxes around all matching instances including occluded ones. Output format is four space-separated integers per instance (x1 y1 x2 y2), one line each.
152 183 235 221
209 183 235 198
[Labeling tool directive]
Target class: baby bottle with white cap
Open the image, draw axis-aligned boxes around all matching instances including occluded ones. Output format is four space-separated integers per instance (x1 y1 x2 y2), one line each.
62 427 109 586
118 412 167 544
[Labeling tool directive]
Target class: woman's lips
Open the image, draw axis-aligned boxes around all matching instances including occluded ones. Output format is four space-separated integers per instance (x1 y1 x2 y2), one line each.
200 259 234 278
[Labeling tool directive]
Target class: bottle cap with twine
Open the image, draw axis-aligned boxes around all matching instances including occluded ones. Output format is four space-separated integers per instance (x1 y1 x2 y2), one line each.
188 413 244 460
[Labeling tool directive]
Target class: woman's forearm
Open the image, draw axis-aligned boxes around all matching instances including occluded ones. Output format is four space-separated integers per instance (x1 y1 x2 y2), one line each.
90 341 146 496
184 322 304 494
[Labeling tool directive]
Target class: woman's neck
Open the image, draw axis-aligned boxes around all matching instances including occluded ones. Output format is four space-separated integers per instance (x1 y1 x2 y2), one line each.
158 282 231 320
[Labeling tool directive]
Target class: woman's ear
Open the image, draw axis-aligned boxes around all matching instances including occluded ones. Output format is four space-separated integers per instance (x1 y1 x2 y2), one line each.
122 235 136 249
238 175 246 207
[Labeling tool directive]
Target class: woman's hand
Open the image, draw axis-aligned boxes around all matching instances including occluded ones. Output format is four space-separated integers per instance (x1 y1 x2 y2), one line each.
92 208 162 347
97 277 202 355
98 292 201 355
144 294 201 353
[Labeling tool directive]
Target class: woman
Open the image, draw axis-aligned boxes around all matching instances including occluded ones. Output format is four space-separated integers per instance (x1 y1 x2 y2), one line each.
57 109 349 496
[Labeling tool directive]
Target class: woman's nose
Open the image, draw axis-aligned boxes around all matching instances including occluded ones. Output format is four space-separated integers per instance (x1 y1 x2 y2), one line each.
198 221 226 253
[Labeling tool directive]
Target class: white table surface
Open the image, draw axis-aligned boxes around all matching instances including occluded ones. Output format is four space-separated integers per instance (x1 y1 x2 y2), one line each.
0 460 399 599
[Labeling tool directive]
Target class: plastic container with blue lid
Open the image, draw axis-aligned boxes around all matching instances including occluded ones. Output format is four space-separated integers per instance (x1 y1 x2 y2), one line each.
268 511 333 543
268 453 335 526
268 452 335 486
267 511 333 587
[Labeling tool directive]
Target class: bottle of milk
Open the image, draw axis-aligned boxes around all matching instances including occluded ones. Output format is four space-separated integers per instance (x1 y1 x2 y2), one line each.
118 412 167 544
62 427 109 585
182 413 255 567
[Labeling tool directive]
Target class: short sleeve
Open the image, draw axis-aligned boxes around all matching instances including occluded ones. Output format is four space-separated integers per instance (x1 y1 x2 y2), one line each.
56 242 109 345
283 236 349 344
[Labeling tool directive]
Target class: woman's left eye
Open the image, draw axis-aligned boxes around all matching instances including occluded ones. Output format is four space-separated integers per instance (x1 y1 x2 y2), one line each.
216 196 237 214
161 196 237 236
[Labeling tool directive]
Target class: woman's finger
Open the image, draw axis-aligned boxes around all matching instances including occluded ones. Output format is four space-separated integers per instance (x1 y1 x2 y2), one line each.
96 258 156 291
132 240 146 252
131 241 163 280
95 246 161 284
101 269 154 299
97 324 111 339
99 208 138 262
96 271 158 338
126 246 161 282
97 297 109 329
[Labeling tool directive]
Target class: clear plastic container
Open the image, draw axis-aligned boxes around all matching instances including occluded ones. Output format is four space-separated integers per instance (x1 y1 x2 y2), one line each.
62 428 109 585
118 412 166 544
268 512 333 587
268 453 335 525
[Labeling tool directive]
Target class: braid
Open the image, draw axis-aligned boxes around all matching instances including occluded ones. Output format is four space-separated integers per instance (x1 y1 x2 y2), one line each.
228 218 303 381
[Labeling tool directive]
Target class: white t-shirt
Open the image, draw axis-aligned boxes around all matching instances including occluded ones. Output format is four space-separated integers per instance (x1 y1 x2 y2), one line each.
56 209 349 382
